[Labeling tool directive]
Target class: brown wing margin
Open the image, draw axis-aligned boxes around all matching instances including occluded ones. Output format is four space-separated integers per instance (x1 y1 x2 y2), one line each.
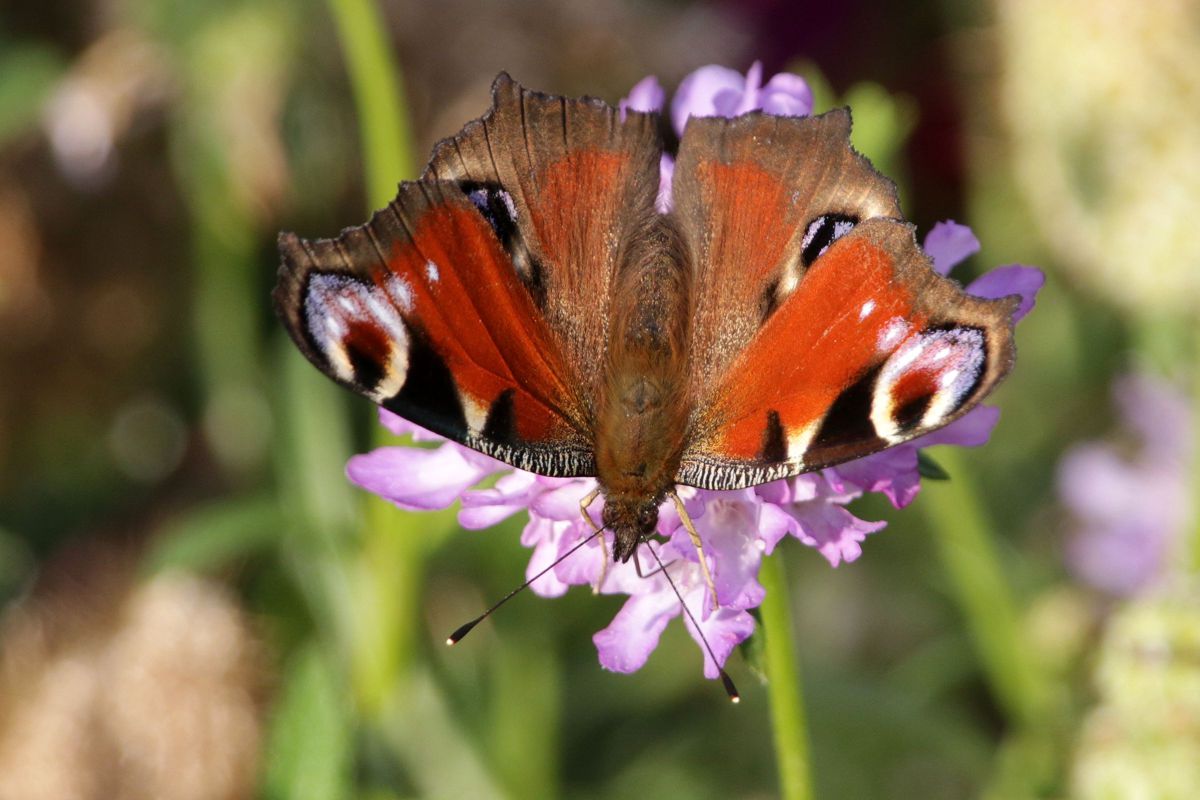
274 180 597 478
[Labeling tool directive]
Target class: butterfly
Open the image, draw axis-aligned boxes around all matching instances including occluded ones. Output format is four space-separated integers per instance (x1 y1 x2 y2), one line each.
274 73 1017 569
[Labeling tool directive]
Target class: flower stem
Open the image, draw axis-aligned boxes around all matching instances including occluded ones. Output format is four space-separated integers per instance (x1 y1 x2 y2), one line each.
325 0 416 208
758 552 815 800
324 0 419 715
920 448 1045 728
1191 321 1200 573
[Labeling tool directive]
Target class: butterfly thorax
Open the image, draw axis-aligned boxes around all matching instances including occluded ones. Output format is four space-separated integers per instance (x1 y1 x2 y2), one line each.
595 218 691 562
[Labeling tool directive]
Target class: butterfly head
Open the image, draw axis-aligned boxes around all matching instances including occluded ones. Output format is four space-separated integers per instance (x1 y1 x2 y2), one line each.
602 495 661 563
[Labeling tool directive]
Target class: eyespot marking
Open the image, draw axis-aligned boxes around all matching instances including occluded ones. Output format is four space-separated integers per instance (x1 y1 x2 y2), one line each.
801 213 858 267
871 326 987 442
303 272 411 401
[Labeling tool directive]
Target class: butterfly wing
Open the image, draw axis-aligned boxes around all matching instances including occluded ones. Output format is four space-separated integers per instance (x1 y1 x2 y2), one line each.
422 73 662 414
274 74 661 476
671 110 1017 490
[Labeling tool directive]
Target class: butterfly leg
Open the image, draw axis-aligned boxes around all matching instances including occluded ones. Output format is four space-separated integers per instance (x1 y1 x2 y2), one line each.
668 490 718 612
579 486 610 592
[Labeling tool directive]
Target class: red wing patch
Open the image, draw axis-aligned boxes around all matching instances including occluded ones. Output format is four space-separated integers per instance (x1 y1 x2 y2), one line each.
676 219 1014 491
275 182 596 477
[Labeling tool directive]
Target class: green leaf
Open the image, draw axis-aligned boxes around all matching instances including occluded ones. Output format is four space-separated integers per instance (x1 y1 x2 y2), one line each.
917 450 951 481
263 643 353 800
144 494 282 574
739 608 768 684
0 43 65 146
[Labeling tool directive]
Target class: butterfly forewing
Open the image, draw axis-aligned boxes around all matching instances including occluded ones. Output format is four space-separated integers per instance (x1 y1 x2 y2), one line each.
275 74 664 478
275 179 601 475
671 109 903 398
422 73 663 416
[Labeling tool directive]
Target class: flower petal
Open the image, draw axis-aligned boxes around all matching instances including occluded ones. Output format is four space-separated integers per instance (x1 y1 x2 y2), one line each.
530 479 595 522
785 502 887 567
521 517 574 597
671 64 748 135
620 75 665 116
683 605 756 680
923 221 980 275
346 443 493 510
684 499 766 610
551 526 609 588
593 588 680 674
1065 520 1167 597
458 470 539 529
829 446 922 509
1112 373 1193 462
379 410 432 441
760 72 813 117
966 265 1044 322
914 405 1000 449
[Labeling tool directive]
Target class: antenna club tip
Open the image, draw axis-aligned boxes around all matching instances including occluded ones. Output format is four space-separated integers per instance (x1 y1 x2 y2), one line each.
445 637 457 646
720 672 740 703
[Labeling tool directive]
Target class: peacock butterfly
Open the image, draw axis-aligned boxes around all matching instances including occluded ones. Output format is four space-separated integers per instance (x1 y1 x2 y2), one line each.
274 73 1017 571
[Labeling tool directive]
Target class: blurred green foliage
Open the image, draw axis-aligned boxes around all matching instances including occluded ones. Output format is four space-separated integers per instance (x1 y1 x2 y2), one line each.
1 1 1197 798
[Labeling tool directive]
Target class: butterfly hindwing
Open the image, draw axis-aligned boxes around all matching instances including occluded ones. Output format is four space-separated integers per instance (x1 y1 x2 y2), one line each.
672 111 1017 490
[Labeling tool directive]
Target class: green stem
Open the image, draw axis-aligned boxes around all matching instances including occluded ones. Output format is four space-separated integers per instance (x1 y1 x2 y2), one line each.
324 0 419 716
1191 319 1200 573
325 0 416 208
921 447 1044 728
759 552 815 800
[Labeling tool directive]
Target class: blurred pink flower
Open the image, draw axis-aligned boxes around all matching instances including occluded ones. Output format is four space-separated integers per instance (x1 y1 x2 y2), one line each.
347 65 1044 680
1059 374 1193 595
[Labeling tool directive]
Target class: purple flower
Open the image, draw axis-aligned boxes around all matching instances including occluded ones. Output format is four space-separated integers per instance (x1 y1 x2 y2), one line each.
347 65 1044 680
1059 374 1193 596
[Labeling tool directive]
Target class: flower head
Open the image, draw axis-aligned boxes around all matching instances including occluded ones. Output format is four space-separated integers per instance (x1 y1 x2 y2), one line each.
348 65 1044 680
1059 373 1193 596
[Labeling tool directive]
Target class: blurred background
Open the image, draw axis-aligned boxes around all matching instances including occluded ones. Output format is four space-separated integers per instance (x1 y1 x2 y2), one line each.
1 0 1198 798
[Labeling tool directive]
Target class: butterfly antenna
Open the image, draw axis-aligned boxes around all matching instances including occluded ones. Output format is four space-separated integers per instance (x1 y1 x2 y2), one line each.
644 544 740 703
447 525 607 646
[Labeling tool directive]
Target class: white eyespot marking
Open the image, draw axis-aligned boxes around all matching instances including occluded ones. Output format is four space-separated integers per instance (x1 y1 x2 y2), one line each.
870 327 986 443
385 275 414 313
859 299 876 320
303 272 411 401
499 189 518 221
425 260 440 283
801 215 858 264
878 317 910 350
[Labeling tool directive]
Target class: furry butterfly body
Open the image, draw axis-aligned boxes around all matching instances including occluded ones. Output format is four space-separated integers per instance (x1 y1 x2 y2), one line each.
274 73 1017 561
